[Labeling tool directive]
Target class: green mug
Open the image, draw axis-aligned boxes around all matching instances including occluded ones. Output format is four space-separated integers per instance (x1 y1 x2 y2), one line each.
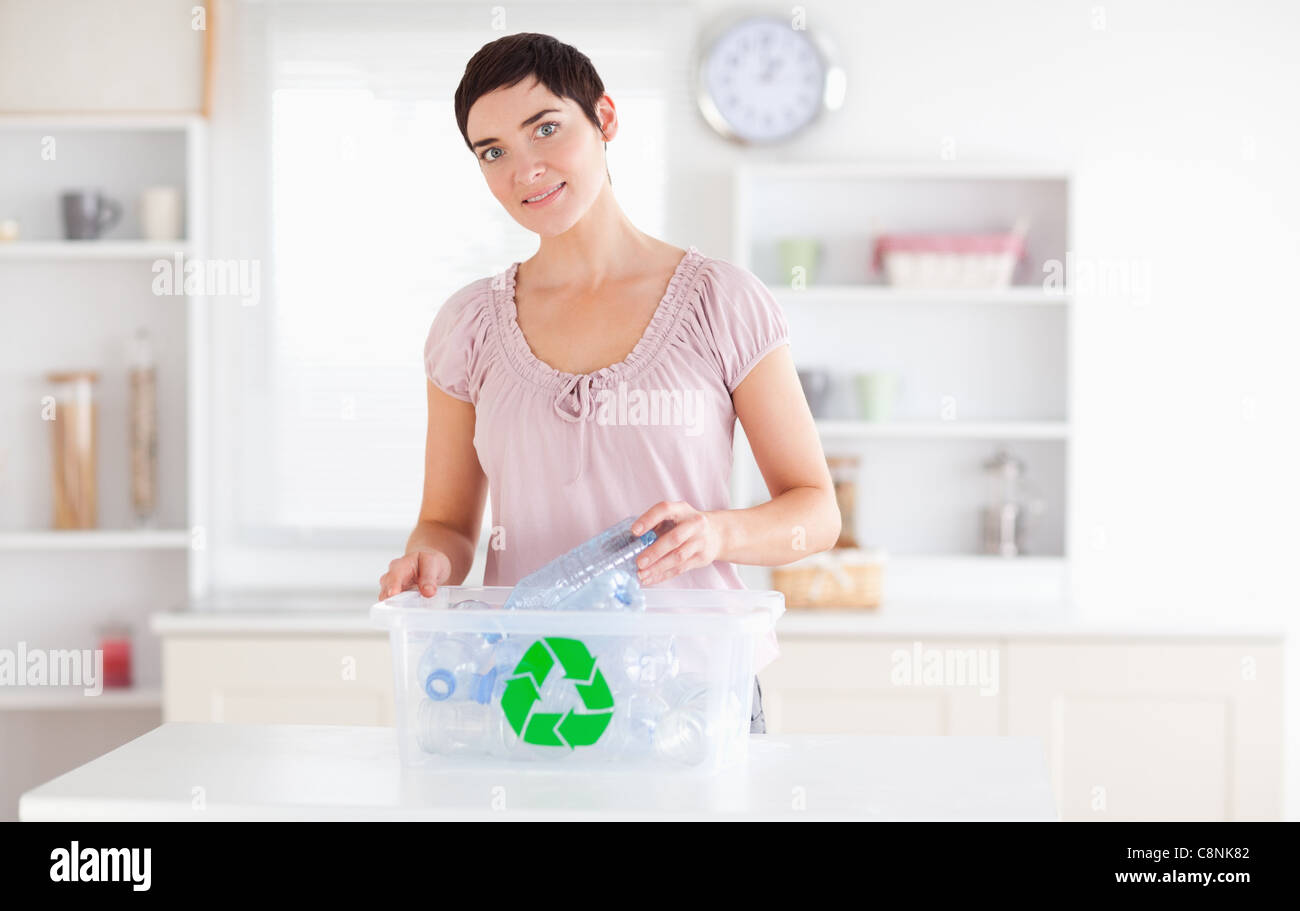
777 237 821 287
856 372 898 422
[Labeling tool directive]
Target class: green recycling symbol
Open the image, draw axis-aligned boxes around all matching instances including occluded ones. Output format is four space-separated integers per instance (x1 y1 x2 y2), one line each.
500 637 614 748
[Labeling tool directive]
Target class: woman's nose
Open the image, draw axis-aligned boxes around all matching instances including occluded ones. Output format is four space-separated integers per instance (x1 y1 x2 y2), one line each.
514 160 546 188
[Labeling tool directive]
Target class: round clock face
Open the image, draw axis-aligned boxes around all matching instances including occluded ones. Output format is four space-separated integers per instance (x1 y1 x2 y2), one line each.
699 16 831 143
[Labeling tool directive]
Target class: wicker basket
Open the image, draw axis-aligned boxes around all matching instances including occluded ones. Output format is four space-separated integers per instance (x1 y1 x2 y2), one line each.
771 550 886 609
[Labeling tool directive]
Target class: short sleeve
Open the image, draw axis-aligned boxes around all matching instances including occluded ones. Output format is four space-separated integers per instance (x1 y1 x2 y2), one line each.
694 259 791 393
423 279 492 404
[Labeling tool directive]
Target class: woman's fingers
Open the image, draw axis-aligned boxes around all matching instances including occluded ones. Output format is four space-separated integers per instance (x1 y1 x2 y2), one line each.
639 510 705 570
377 560 398 599
416 550 450 596
636 516 693 573
641 541 704 586
630 500 685 538
379 552 422 599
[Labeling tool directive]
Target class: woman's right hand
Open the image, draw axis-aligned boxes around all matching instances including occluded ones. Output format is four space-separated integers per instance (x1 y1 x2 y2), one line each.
378 548 452 600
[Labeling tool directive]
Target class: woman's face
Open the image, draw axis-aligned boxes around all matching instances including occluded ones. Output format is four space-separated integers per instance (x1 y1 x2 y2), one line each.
466 78 612 236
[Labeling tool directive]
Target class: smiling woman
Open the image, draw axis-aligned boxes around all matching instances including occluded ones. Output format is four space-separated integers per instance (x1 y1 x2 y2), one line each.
455 33 617 230
379 32 842 735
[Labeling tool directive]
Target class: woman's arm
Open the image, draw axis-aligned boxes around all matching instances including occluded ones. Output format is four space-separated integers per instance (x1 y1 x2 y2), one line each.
633 345 840 585
379 380 487 597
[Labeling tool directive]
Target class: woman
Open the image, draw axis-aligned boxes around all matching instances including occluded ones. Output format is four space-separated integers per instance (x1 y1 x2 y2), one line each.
378 33 840 733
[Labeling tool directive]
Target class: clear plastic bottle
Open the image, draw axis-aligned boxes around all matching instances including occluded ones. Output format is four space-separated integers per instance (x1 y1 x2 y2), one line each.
534 668 585 718
482 635 528 703
586 691 659 760
653 671 712 765
416 634 494 703
447 598 504 646
619 688 671 754
619 635 679 688
415 698 517 756
503 516 662 611
556 567 644 611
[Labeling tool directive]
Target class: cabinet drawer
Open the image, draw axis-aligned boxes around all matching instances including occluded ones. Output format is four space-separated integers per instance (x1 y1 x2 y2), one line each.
759 637 1003 735
1005 641 1283 821
162 635 395 726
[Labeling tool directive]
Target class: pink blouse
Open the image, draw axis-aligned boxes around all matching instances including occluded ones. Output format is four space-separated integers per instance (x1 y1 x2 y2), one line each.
423 245 789 661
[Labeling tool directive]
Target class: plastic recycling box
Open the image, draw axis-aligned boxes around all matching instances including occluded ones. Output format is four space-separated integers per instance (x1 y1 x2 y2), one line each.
370 585 783 774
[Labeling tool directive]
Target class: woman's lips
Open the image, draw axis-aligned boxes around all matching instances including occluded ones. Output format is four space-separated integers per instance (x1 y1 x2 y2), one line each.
522 181 565 207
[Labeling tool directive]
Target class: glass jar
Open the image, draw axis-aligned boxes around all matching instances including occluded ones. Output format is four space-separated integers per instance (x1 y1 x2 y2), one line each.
826 455 860 549
128 329 158 526
47 370 100 530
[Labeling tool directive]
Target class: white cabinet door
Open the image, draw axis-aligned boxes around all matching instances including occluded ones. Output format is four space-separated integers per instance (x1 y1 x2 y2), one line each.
1005 641 1283 821
162 635 395 726
758 637 1002 735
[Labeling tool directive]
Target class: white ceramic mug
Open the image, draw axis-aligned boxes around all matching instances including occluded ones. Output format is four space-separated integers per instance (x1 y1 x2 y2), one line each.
140 187 183 242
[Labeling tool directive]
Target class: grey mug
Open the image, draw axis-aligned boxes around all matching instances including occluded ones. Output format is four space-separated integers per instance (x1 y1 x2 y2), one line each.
61 190 123 240
797 369 831 418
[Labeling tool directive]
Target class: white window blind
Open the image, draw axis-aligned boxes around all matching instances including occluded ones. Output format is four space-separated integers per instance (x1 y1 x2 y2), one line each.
207 0 687 585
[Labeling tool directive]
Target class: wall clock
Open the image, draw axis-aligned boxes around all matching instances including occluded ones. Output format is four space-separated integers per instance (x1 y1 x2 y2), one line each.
694 11 846 144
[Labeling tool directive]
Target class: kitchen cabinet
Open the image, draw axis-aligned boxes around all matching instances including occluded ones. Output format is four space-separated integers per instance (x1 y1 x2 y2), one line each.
756 624 1283 821
757 638 1002 735
162 634 393 726
154 607 1284 821
1003 641 1282 822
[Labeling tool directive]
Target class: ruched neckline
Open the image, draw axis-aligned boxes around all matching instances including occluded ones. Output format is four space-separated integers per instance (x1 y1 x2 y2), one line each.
491 245 706 395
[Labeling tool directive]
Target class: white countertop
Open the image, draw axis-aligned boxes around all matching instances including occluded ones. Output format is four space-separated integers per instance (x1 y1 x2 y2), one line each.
149 589 1286 641
19 723 1058 821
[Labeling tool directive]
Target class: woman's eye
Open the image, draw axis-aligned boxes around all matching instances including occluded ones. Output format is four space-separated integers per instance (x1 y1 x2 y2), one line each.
480 122 558 162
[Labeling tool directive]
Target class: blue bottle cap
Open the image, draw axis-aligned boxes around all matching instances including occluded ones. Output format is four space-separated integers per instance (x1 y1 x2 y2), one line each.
424 669 456 701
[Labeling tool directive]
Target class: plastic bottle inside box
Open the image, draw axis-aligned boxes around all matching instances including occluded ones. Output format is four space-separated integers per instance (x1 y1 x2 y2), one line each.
370 585 782 773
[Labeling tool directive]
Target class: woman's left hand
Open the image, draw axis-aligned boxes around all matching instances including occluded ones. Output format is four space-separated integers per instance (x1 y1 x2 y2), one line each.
631 501 725 586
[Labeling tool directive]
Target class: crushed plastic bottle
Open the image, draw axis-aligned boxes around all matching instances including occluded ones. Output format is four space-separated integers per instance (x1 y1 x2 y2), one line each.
448 599 501 644
482 635 528 703
534 667 586 718
416 634 496 703
415 698 517 756
556 566 644 611
619 635 679 688
618 688 671 754
652 672 712 765
502 516 661 611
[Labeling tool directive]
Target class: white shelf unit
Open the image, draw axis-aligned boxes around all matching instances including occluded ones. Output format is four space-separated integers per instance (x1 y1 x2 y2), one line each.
0 241 192 260
731 161 1073 604
0 530 192 550
0 113 210 705
814 420 1069 440
770 285 1070 306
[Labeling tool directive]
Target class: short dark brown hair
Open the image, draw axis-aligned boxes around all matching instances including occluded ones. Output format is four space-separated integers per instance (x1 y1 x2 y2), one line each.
454 32 607 153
